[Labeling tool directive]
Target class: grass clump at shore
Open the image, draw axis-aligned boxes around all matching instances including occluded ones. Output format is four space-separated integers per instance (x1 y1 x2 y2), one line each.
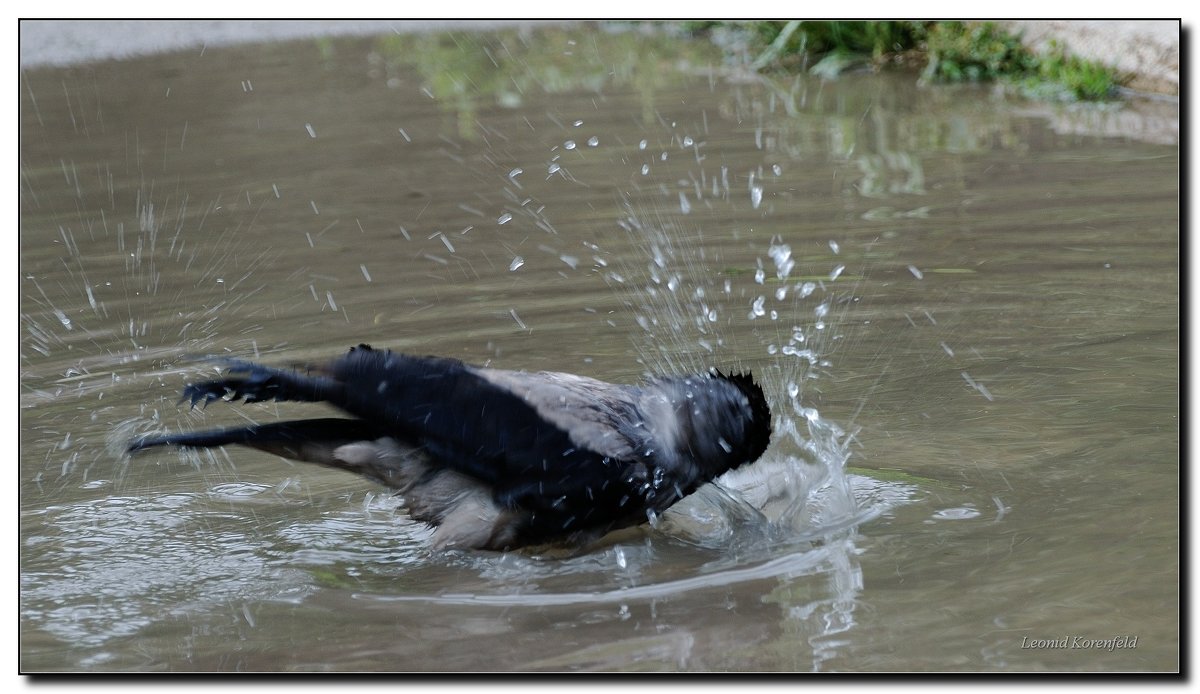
922 21 1120 100
679 20 1124 101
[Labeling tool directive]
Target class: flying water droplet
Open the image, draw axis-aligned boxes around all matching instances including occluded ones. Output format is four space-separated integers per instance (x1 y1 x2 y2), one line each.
749 296 766 319
769 242 794 278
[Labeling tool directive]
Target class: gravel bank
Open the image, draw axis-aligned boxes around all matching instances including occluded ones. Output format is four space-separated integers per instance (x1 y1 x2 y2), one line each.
999 20 1179 96
19 20 567 69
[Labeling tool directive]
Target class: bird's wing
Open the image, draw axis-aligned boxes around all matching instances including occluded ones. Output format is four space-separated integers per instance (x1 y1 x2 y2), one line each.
470 367 643 461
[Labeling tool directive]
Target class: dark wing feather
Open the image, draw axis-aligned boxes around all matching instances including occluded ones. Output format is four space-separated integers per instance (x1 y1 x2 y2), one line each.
317 347 656 538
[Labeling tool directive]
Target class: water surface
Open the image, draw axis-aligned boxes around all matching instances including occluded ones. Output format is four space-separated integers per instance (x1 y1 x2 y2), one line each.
19 25 1178 672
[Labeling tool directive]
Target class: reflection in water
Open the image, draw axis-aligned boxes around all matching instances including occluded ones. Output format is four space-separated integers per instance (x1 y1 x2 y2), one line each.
22 489 296 649
20 25 1178 671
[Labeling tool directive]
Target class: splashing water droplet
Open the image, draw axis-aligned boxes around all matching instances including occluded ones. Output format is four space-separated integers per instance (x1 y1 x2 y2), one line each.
587 136 599 147
769 242 794 279
638 139 648 150
749 296 766 319
961 371 994 401
509 256 525 272
564 140 576 150
829 240 840 254
932 506 981 520
497 212 513 225
829 265 845 281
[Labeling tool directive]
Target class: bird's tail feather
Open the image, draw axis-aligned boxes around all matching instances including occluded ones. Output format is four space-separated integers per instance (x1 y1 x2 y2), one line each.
181 359 342 409
127 417 386 460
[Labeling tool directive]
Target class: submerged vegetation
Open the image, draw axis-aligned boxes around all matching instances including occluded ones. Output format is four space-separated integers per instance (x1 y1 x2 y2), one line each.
676 20 1125 101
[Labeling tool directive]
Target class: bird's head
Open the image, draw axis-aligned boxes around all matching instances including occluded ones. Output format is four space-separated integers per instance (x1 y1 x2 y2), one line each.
709 368 772 467
654 369 772 479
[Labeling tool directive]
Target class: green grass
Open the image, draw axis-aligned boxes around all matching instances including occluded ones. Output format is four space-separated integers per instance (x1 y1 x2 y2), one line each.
677 20 1125 102
923 22 1120 100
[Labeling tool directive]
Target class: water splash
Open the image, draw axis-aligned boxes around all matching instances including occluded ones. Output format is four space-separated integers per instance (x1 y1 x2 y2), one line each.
605 212 906 556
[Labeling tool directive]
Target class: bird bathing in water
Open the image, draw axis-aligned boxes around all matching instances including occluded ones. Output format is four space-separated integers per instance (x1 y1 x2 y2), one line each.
129 344 772 551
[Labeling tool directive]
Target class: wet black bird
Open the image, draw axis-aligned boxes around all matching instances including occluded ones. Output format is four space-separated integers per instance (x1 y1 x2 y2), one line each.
129 344 772 550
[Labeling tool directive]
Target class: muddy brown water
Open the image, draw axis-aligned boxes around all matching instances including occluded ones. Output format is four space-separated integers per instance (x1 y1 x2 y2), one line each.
19 26 1178 672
